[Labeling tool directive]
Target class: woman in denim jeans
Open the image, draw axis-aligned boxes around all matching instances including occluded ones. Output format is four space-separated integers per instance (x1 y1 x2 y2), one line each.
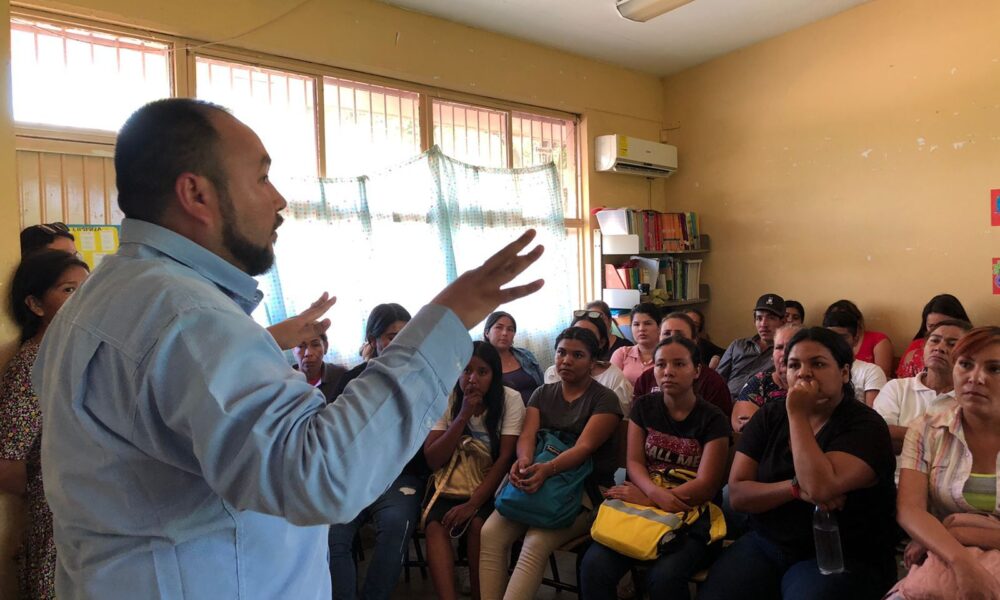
327 303 426 600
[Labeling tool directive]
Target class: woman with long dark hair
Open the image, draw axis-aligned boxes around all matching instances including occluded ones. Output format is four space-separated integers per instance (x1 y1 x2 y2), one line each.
581 335 730 599
0 249 89 599
897 294 972 378
612 302 662 385
422 342 525 600
824 299 894 379
699 327 897 600
483 311 544 404
327 303 427 600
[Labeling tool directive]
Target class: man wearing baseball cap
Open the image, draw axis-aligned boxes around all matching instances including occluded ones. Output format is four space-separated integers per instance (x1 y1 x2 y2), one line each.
716 293 786 396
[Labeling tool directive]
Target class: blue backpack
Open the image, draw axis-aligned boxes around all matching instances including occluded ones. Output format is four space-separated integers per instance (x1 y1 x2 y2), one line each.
495 429 593 529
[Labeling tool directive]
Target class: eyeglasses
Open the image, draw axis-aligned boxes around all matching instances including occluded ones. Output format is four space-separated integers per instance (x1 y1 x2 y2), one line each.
573 310 604 320
37 222 70 235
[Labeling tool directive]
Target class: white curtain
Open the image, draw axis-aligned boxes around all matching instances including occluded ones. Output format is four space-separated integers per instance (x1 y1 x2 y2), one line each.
255 146 574 370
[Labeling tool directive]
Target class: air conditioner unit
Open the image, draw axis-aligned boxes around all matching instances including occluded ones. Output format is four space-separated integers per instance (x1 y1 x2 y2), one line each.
595 134 677 178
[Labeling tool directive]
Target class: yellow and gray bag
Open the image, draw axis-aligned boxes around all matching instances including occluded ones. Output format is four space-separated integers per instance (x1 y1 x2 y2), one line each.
590 469 726 561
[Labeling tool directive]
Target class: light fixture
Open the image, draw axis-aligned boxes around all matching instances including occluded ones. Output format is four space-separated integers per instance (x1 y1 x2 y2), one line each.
615 0 695 22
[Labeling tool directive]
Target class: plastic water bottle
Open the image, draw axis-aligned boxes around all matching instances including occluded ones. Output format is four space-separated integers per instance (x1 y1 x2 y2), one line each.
813 507 845 575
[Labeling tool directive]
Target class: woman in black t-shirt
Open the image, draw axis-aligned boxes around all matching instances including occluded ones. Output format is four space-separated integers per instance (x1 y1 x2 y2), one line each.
698 327 897 600
580 336 730 600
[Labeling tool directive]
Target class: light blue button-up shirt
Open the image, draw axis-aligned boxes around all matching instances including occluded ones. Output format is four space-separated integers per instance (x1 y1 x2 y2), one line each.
33 218 471 599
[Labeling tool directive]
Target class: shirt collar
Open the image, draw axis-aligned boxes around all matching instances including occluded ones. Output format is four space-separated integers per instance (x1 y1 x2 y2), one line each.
120 218 264 315
926 402 963 436
745 335 770 352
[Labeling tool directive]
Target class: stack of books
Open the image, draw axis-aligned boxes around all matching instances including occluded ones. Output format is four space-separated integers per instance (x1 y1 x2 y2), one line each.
595 208 700 251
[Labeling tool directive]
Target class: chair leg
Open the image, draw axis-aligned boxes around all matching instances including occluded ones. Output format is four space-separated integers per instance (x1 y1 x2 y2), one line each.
548 553 561 584
413 534 429 580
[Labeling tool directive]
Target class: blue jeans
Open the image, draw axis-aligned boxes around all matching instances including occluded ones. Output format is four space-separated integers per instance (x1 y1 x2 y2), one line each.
696 530 896 600
720 484 750 539
328 473 424 600
580 509 716 600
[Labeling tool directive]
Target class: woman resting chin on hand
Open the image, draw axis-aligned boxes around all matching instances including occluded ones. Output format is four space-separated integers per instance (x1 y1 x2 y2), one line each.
698 327 898 600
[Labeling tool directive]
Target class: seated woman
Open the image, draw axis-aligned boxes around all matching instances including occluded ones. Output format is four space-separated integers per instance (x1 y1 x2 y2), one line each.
423 341 525 600
479 327 623 600
897 294 972 379
587 300 634 361
327 303 427 600
698 327 898 600
822 310 888 406
824 299 893 379
544 311 633 415
612 302 662 385
890 327 1000 599
633 312 733 417
732 323 801 432
483 311 544 404
580 335 730 600
0 250 89 599
291 332 347 403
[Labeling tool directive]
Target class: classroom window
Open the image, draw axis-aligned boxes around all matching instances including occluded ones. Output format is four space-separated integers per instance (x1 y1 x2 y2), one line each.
10 17 171 131
432 99 508 168
195 56 318 177
512 112 579 219
323 77 422 177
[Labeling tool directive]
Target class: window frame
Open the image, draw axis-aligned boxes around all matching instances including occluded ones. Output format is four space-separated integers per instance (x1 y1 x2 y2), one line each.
10 8 587 306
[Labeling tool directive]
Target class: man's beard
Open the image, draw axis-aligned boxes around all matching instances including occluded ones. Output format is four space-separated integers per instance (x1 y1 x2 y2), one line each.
218 187 280 277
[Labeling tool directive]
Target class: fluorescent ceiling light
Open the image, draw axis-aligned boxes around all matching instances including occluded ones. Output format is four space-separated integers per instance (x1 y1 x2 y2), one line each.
615 0 695 22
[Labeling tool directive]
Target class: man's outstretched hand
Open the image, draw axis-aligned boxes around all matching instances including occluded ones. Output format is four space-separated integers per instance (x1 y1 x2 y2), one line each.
432 230 545 329
267 292 337 350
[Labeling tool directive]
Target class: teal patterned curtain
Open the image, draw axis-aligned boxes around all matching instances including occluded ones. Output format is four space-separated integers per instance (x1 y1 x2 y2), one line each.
255 146 573 369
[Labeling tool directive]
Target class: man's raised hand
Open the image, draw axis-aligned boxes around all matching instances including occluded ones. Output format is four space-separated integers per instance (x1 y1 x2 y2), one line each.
431 230 545 329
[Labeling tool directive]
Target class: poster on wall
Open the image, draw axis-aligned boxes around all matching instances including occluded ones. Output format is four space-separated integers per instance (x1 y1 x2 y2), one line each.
993 258 1000 295
992 189 1000 226
68 224 120 270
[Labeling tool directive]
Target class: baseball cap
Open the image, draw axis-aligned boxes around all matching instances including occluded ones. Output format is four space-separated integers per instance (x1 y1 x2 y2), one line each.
753 294 786 317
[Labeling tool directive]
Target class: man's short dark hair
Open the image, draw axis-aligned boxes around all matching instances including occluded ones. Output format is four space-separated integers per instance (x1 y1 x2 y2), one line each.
115 98 229 224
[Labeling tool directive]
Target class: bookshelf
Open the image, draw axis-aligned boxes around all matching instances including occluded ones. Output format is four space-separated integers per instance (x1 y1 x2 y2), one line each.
595 230 711 310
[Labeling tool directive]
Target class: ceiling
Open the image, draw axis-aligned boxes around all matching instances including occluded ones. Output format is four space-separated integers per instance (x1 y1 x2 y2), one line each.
380 0 870 76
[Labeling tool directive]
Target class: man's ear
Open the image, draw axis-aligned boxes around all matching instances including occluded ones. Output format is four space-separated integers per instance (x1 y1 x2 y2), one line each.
25 295 44 318
174 172 218 226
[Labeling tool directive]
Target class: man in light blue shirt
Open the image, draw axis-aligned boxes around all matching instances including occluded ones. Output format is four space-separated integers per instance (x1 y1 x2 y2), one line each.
33 98 544 599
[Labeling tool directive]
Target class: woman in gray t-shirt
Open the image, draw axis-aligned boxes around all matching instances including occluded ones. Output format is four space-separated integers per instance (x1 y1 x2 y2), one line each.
478 327 622 600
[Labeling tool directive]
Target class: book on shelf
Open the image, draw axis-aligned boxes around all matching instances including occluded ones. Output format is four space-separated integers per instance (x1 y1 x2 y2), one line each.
596 208 700 251
606 256 702 302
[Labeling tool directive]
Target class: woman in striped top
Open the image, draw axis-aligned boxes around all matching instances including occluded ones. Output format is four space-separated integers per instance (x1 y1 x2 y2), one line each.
895 326 1000 599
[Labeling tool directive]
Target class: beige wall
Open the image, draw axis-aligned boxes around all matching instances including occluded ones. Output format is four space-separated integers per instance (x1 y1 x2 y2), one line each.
661 0 999 350
0 0 23 594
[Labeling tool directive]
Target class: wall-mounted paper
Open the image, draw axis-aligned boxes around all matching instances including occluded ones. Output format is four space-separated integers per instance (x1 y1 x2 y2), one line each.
68 224 120 270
